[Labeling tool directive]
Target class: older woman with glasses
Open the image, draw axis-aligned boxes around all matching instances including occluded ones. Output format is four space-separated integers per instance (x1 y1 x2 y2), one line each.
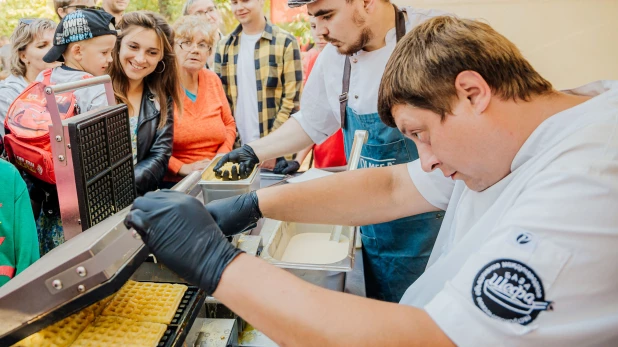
162 15 236 186
0 18 57 136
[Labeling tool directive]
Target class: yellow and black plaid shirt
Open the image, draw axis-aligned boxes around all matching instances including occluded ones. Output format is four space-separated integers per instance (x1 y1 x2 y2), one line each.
215 21 303 147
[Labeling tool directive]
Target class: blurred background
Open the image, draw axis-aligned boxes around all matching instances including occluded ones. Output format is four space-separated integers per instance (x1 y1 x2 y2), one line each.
2 0 616 89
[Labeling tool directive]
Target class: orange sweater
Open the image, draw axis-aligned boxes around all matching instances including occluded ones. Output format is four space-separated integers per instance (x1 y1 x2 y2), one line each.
166 69 236 181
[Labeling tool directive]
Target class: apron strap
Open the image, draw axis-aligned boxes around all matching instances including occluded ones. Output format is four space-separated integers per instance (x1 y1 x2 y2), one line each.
339 5 406 128
339 58 352 127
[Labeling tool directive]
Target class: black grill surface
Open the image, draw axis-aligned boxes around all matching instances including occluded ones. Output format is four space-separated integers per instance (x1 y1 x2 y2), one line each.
68 104 136 231
158 286 206 347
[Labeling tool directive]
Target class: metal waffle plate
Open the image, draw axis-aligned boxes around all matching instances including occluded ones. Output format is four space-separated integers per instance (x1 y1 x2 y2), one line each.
158 285 207 347
68 104 136 231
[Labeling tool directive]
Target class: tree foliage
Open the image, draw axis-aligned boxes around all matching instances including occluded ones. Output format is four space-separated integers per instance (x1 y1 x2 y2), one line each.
1 0 57 37
1 0 311 44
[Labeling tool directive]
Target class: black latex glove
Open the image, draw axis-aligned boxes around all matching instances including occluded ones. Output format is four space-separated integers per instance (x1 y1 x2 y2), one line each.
273 157 300 175
124 190 243 295
213 144 259 180
205 191 263 236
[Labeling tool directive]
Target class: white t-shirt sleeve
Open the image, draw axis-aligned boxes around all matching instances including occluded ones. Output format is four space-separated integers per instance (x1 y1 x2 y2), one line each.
81 84 108 112
406 159 454 211
292 45 343 145
423 166 618 346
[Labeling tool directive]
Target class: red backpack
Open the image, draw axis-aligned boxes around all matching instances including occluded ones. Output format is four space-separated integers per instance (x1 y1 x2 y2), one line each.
3 69 82 184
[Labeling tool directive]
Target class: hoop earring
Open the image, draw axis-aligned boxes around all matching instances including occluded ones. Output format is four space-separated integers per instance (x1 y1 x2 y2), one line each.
155 61 165 73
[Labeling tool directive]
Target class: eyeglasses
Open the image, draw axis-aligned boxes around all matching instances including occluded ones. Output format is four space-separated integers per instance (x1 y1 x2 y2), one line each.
192 7 217 16
18 18 37 26
61 5 104 11
177 41 211 52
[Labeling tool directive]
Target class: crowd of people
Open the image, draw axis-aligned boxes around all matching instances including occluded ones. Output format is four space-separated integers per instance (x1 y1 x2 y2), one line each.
1 0 617 345
0 0 337 262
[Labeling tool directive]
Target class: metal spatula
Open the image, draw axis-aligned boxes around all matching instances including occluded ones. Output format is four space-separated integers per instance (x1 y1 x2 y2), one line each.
330 130 368 242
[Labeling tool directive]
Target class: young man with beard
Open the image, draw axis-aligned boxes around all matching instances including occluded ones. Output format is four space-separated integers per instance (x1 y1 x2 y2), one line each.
214 0 303 170
212 0 447 303
102 0 129 24
126 16 618 345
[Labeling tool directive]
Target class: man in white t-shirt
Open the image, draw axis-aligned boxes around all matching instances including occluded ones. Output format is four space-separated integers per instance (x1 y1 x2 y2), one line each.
214 0 303 170
212 0 448 304
126 16 618 345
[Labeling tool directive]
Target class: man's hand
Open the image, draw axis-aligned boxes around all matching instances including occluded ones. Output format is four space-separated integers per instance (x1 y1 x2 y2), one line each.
214 145 259 180
205 191 263 236
124 190 243 295
273 157 300 175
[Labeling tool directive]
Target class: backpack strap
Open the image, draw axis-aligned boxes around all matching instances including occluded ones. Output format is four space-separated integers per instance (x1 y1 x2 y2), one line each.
42 68 53 85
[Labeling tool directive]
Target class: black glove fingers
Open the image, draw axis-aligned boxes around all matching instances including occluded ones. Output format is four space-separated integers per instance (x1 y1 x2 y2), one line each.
219 169 232 180
239 162 247 177
131 196 161 213
213 154 230 172
124 209 151 242
282 160 300 175
231 165 239 180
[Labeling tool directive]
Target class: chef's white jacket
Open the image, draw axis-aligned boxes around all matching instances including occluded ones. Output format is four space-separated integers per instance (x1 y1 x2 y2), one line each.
400 81 618 346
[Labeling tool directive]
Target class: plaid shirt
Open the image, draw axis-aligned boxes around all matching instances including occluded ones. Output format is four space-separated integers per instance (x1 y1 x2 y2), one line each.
215 21 303 147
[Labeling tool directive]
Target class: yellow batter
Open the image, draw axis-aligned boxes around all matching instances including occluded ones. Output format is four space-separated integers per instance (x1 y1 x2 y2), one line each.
281 233 349 265
202 162 248 181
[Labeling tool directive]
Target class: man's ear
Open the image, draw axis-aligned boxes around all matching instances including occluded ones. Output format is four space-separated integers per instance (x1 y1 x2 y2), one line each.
363 0 377 13
454 70 491 114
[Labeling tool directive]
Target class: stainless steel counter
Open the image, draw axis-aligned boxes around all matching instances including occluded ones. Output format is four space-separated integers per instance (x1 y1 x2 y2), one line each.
183 171 365 346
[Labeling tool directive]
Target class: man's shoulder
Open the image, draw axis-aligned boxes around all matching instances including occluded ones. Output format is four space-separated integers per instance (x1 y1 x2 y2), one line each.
402 6 453 28
269 24 298 44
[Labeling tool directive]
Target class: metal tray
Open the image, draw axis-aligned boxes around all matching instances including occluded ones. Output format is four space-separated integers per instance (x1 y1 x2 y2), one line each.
199 155 260 203
260 221 357 291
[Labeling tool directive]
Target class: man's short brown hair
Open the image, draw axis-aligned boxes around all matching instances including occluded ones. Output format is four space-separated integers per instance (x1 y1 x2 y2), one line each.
54 0 73 19
378 16 553 127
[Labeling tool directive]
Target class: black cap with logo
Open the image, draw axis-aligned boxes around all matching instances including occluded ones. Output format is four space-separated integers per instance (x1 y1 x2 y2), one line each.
287 0 317 8
43 9 118 63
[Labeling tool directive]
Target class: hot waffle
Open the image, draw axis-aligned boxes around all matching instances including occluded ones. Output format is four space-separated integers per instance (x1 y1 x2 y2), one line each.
102 280 187 324
12 309 95 347
85 295 113 317
71 316 166 347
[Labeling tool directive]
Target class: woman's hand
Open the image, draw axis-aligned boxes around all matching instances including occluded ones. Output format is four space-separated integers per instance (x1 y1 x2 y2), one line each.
261 158 277 170
178 160 212 177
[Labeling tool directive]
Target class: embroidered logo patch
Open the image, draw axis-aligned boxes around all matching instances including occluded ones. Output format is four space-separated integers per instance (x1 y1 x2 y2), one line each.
516 232 533 244
472 259 552 326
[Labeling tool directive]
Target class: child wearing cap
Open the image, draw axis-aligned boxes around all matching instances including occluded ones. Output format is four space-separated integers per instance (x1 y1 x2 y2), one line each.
30 9 118 255
38 9 117 115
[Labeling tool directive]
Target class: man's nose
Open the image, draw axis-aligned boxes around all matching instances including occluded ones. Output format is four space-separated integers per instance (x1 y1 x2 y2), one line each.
316 22 328 37
418 143 440 172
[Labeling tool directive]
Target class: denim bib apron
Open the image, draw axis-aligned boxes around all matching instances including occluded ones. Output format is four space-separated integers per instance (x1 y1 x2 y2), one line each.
340 6 443 302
